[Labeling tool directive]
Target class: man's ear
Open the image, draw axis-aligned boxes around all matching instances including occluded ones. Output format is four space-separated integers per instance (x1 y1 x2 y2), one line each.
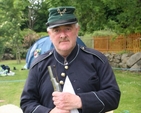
47 30 50 35
47 28 50 34
76 25 80 34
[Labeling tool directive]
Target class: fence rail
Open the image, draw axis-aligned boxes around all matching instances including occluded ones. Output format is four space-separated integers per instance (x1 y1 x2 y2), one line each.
93 33 141 53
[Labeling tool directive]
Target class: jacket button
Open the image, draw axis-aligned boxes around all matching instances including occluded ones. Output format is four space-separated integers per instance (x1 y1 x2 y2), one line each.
59 80 64 85
77 88 81 90
64 66 68 69
61 72 65 77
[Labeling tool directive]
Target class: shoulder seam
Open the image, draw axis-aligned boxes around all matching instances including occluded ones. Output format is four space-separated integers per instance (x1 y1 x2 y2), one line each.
80 47 105 63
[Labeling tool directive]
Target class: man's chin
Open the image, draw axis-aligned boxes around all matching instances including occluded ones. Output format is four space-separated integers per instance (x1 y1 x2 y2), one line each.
59 42 70 47
59 46 71 50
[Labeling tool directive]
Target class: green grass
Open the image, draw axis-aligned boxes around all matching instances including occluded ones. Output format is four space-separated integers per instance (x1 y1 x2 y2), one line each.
114 70 141 113
0 60 141 113
0 60 28 106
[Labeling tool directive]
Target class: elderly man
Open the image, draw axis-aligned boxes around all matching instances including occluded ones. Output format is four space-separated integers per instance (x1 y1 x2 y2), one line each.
20 6 120 113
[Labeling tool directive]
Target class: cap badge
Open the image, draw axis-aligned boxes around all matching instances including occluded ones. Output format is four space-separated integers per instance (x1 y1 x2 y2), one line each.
57 8 66 16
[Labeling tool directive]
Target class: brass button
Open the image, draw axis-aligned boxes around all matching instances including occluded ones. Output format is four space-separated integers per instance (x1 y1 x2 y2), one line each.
59 80 64 85
64 66 68 69
61 73 65 77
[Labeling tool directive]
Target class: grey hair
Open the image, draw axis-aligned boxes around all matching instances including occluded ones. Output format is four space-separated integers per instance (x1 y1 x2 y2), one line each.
47 23 79 32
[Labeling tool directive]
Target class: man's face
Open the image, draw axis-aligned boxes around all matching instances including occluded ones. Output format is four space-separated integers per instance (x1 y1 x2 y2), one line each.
48 24 79 56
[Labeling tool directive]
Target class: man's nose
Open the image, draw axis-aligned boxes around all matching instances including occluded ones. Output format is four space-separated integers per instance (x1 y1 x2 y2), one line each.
60 30 67 38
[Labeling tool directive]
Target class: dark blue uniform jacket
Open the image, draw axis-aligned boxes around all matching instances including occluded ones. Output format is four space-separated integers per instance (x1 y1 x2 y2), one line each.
20 44 121 113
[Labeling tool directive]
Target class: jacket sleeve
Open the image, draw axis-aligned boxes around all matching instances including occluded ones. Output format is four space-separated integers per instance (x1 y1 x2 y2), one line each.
78 52 121 113
20 67 51 113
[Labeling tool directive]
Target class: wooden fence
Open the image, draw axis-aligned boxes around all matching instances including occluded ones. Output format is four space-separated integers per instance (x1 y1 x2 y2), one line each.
94 33 141 53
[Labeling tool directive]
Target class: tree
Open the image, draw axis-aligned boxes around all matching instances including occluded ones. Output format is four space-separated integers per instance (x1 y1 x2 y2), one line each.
101 0 141 34
0 0 28 62
1 0 141 61
21 28 40 49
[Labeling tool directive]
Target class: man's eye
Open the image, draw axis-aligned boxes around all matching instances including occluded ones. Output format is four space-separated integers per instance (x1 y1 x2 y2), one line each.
54 29 59 32
66 27 71 31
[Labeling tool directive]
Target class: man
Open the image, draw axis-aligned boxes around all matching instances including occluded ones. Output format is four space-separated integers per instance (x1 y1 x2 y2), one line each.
20 6 120 113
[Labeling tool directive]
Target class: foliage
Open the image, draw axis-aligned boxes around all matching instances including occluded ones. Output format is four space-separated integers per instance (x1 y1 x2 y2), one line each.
29 0 141 35
21 29 40 49
1 0 141 60
37 32 48 37
0 37 5 60
1 0 141 35
20 28 42 59
80 34 94 48
0 0 29 62
101 0 141 34
93 30 117 37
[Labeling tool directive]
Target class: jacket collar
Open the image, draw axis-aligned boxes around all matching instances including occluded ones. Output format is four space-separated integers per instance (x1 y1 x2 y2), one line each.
54 44 79 65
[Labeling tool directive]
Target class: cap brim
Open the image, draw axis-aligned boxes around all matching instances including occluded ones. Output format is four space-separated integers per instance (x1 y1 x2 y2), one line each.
48 21 77 29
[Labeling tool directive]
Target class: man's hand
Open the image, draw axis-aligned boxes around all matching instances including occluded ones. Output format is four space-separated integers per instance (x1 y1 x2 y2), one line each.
49 107 70 113
52 92 82 110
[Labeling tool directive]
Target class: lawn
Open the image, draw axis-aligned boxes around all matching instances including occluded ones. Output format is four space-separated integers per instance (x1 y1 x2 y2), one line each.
0 60 28 106
0 60 141 113
114 70 141 113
